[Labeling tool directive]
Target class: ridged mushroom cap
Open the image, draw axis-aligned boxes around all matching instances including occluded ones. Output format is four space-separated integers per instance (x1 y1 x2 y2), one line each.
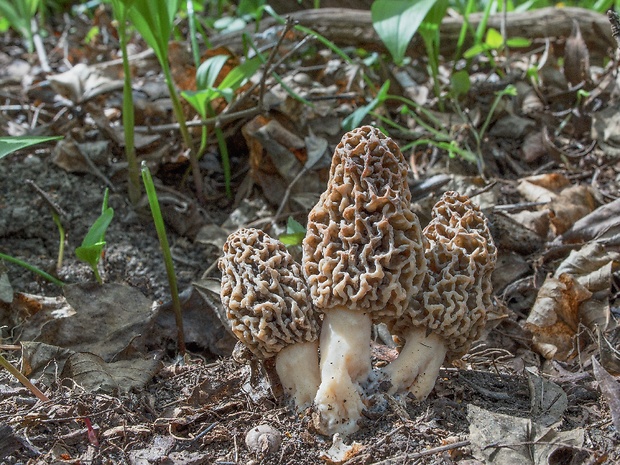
302 125 426 319
395 191 497 359
219 228 320 360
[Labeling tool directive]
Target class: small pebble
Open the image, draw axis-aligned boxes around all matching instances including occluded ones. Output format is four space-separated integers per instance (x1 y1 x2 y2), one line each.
245 424 282 457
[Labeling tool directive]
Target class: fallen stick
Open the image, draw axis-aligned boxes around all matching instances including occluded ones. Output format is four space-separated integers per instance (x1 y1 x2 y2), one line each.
211 7 614 61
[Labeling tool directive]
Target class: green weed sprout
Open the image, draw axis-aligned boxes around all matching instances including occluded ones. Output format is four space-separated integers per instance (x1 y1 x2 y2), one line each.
0 0 40 52
75 189 114 284
109 0 140 205
181 55 262 197
140 162 186 356
128 0 199 198
279 217 306 246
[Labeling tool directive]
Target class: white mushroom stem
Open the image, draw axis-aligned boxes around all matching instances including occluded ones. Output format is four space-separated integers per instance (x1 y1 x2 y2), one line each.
381 327 448 400
275 340 321 411
314 308 372 435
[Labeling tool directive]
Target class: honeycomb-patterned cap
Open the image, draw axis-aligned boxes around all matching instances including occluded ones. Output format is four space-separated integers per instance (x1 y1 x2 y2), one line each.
398 191 497 359
219 228 320 359
302 126 426 320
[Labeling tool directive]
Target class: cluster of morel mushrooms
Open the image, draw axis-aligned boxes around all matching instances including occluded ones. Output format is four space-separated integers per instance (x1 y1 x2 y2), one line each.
218 125 497 436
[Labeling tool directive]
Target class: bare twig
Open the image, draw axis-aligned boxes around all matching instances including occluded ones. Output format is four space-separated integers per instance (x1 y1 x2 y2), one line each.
369 440 471 465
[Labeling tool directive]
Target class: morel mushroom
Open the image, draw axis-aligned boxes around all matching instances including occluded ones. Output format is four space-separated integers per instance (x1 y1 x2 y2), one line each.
384 191 497 399
302 126 427 435
219 228 321 410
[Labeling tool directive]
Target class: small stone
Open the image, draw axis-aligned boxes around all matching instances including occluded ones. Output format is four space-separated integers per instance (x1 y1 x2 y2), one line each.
245 424 282 458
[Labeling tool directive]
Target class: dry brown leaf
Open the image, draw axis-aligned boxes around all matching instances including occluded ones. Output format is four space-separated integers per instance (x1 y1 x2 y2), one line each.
468 404 585 465
548 185 597 235
525 273 591 360
564 20 590 86
558 197 620 245
592 356 620 433
517 173 571 202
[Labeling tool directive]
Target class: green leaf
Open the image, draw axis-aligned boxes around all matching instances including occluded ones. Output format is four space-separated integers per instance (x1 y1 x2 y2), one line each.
286 217 306 235
506 37 532 48
75 241 107 269
450 69 470 97
196 54 230 90
217 56 262 93
371 0 439 65
79 207 114 249
485 28 503 49
0 136 62 159
342 80 390 131
181 89 218 118
463 43 489 59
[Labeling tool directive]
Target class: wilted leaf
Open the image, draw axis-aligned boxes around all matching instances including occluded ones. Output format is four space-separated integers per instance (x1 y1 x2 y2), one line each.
558 197 620 245
592 356 620 433
61 352 161 394
526 368 568 427
564 20 590 85
526 243 619 360
468 404 585 465
597 327 620 375
18 283 155 361
525 273 591 360
547 185 596 235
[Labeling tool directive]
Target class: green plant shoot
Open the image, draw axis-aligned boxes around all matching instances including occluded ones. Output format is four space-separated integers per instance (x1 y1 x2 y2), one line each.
75 189 114 284
141 162 185 356
0 0 40 52
342 80 390 131
181 55 262 197
371 0 439 66
109 0 140 205
128 0 201 198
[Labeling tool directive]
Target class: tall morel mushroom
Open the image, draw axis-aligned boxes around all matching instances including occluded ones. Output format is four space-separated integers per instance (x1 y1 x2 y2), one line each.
302 126 427 435
219 228 321 410
383 191 497 399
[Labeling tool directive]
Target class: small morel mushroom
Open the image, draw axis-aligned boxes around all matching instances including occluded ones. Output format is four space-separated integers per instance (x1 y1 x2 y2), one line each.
303 126 426 435
383 191 497 399
219 228 321 410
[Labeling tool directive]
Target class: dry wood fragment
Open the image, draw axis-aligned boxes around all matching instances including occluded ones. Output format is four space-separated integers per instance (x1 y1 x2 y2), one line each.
211 7 614 61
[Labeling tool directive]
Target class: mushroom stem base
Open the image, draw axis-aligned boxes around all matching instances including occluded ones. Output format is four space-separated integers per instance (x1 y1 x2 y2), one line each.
275 340 320 410
314 308 372 435
381 327 447 400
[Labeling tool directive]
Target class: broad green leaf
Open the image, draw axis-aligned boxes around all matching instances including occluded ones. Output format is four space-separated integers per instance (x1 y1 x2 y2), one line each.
342 80 390 131
485 28 503 49
463 43 489 59
217 56 262 93
371 0 438 65
181 89 218 118
196 55 230 90
79 207 114 249
75 241 107 268
0 136 62 159
450 69 471 97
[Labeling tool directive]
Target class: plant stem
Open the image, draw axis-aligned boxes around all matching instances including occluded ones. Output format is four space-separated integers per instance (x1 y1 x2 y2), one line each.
0 253 64 287
118 14 141 206
161 63 202 202
0 353 50 402
141 162 186 356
